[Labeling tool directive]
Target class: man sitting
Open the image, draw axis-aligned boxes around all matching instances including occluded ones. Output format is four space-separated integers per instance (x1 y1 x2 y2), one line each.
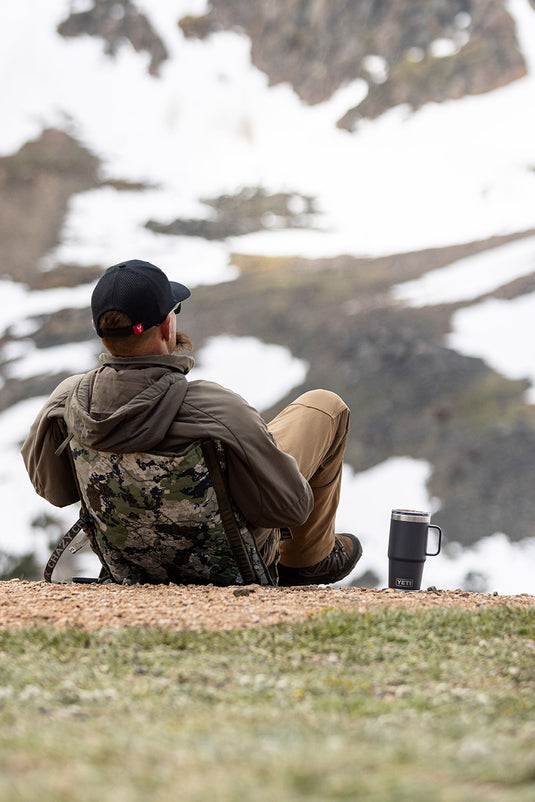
22 259 362 585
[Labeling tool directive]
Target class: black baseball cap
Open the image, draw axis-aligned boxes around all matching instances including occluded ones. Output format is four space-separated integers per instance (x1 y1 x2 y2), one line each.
92 259 191 338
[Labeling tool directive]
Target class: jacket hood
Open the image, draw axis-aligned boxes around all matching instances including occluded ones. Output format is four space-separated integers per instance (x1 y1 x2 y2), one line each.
64 353 194 452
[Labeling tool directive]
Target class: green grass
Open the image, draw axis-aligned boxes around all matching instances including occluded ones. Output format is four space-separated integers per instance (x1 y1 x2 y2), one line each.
1 605 534 801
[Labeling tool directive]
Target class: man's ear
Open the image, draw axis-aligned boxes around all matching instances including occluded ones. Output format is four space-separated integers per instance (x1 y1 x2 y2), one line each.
160 313 172 343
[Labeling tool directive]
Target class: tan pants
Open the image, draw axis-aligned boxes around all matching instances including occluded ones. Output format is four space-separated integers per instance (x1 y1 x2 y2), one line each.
267 390 350 568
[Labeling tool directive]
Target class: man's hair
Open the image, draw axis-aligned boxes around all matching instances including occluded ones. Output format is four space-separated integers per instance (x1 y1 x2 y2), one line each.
99 310 193 355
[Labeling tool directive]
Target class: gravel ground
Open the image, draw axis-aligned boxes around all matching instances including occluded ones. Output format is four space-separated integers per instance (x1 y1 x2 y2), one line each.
0 580 533 631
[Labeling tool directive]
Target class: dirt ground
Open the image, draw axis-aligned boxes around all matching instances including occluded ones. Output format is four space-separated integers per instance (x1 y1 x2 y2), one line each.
0 580 533 631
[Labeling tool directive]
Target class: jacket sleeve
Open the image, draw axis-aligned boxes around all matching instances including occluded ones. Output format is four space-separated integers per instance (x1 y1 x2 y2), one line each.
172 381 314 529
226 443 314 529
20 376 84 507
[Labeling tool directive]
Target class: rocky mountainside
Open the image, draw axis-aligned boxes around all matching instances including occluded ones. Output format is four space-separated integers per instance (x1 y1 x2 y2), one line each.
2 127 535 556
57 0 528 126
1 0 535 580
180 0 527 127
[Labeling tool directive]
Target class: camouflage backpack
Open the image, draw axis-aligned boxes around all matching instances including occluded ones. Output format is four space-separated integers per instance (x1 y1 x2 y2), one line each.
45 436 276 586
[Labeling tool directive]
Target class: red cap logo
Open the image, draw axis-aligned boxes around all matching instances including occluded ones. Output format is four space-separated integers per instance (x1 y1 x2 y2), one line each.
133 323 144 335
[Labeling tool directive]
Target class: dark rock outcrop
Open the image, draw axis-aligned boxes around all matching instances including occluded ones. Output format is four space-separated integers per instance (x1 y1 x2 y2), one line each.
0 129 100 285
57 0 168 76
146 188 318 240
180 0 526 127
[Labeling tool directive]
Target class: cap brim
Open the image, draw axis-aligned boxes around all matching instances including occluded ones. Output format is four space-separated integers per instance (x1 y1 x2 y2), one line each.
170 280 191 303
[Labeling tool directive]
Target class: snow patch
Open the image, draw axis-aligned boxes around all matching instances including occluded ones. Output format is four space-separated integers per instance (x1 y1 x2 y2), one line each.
393 236 535 307
192 335 309 410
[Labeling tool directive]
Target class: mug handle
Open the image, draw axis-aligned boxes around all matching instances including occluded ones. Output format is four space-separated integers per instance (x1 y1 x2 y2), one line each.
426 524 442 556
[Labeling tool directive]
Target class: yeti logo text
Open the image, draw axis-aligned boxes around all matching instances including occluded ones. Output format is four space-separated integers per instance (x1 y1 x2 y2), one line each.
395 577 414 588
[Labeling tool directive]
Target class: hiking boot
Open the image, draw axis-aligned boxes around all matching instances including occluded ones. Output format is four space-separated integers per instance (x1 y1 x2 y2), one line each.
277 534 363 586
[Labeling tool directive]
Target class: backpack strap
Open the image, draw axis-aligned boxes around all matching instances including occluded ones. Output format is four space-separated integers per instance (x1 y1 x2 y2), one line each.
43 513 91 582
44 424 113 583
201 440 273 585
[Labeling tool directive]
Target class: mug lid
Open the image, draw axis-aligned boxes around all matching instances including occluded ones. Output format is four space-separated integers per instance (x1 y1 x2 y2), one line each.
391 509 430 523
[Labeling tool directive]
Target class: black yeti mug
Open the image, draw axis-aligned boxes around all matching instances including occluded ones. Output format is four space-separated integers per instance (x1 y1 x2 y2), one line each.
388 509 442 591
